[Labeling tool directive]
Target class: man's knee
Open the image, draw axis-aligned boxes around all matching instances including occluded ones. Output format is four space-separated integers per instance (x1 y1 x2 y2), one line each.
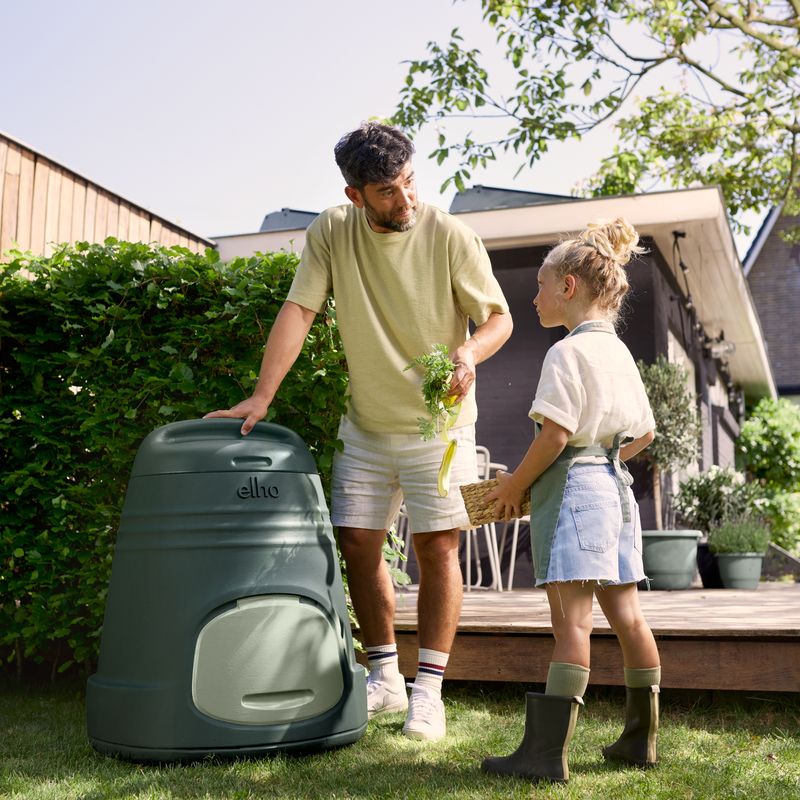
412 528 460 568
338 527 385 565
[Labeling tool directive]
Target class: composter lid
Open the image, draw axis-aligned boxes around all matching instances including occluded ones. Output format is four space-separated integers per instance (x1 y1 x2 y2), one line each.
129 419 318 477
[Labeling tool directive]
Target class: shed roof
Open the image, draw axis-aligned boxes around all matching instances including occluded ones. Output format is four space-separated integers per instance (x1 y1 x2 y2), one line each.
743 205 783 276
453 185 775 400
259 208 318 233
449 185 572 213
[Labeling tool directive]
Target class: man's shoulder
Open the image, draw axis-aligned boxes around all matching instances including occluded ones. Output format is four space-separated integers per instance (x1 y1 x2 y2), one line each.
312 204 357 228
419 203 473 235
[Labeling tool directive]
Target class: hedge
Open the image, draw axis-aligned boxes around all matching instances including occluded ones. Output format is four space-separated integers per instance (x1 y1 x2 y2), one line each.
0 240 347 675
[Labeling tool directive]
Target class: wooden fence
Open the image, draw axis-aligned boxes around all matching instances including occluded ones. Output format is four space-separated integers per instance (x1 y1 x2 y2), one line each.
0 132 213 260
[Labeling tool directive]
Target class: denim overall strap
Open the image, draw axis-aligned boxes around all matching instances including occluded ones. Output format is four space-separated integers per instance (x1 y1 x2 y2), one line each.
608 432 634 523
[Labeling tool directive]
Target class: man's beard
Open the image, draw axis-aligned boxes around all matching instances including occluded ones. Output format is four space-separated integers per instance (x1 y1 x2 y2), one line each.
364 201 417 232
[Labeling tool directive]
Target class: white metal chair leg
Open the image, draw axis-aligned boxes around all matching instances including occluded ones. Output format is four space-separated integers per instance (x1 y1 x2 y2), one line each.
482 523 503 591
465 528 472 592
505 515 529 591
506 518 520 591
464 529 483 591
470 530 483 588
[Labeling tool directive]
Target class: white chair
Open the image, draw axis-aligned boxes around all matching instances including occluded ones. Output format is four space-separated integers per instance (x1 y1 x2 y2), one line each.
498 514 530 591
462 446 507 592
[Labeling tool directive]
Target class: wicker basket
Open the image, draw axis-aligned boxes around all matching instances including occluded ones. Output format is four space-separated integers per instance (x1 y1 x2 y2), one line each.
459 478 531 527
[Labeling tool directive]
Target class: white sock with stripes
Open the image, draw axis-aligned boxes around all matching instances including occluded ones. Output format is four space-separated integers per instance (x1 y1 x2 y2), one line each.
366 643 402 685
413 647 449 695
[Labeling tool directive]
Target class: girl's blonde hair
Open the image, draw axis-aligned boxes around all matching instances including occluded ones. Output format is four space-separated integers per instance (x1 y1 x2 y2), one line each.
543 218 645 316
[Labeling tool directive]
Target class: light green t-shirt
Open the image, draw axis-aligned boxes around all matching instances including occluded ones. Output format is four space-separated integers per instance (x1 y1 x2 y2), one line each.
286 202 509 434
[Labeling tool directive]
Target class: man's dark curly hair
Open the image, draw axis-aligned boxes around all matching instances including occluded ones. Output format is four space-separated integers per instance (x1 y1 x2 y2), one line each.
334 122 415 189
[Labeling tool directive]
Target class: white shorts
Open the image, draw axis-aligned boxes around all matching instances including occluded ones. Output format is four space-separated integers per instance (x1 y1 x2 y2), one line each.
331 415 478 534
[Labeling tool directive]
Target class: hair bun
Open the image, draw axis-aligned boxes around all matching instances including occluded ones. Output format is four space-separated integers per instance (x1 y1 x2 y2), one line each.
581 218 644 265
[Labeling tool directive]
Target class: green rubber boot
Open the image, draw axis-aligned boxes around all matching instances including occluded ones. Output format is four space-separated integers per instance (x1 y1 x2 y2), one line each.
481 693 584 782
603 685 659 767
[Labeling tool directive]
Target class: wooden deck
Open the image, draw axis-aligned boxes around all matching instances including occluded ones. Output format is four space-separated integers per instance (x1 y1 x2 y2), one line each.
358 582 800 692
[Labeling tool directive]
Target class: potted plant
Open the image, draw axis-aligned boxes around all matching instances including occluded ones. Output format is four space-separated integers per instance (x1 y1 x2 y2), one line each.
673 466 761 588
707 515 771 589
636 356 702 589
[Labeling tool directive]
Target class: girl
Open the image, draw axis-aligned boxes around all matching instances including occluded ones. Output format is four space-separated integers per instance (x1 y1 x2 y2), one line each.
482 218 661 783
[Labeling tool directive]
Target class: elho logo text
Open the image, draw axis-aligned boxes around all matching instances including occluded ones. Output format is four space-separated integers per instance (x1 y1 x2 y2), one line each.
237 477 280 499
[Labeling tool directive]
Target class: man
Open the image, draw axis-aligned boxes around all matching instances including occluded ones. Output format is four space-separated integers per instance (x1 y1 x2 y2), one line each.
205 122 512 741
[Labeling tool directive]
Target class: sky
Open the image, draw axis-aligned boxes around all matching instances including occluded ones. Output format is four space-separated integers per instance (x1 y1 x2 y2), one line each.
2 1 760 251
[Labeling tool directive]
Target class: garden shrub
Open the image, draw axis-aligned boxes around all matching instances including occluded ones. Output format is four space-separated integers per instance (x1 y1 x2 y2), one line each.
0 240 347 675
737 397 800 553
737 397 800 490
674 465 761 533
755 491 800 554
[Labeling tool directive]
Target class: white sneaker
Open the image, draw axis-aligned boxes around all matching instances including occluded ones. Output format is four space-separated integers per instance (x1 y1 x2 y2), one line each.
402 684 446 741
366 675 408 719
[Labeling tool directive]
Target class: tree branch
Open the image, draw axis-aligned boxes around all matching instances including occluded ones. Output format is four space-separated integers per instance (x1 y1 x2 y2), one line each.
675 47 750 99
744 15 800 28
786 130 799 204
744 0 800 25
700 1 800 58
603 28 672 65
572 65 662 133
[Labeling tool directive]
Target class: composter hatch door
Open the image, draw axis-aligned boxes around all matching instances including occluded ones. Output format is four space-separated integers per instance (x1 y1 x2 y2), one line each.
192 595 345 725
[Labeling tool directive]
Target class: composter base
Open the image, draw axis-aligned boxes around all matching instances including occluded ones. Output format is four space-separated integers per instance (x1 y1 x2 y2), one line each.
89 722 367 763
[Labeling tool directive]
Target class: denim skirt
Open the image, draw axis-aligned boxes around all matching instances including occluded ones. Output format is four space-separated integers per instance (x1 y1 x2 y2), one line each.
539 463 645 587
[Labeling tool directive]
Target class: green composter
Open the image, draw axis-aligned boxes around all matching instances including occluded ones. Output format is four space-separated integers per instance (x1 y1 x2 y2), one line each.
86 419 367 761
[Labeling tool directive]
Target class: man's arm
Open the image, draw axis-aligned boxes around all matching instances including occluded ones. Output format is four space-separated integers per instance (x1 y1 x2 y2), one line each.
448 311 514 402
204 300 318 435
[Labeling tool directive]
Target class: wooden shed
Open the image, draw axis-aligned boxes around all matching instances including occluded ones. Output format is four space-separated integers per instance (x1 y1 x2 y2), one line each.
0 131 213 260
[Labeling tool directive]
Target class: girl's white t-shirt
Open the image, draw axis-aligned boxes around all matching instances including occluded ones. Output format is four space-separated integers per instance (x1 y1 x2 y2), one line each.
529 320 656 449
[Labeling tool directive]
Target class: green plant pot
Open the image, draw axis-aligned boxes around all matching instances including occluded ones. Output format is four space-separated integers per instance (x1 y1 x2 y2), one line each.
641 530 702 590
716 553 764 590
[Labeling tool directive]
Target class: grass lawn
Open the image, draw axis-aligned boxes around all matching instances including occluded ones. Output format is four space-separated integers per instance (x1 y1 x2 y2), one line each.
1 679 799 799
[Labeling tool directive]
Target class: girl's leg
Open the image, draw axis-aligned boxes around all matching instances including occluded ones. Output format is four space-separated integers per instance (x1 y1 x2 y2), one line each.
545 581 594 697
482 580 591 781
546 581 595 668
594 582 660 767
593 583 659 668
